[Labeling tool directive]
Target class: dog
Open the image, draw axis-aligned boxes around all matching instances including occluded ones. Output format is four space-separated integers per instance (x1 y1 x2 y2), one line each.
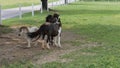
27 13 62 49
52 13 62 48
18 26 46 49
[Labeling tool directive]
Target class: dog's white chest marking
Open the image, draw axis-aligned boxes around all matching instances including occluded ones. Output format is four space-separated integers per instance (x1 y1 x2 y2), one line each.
58 27 62 34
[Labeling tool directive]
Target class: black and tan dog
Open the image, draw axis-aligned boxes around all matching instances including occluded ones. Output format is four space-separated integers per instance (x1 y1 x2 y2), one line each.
28 13 62 49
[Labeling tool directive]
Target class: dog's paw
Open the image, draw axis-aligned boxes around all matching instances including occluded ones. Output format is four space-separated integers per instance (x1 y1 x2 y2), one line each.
58 45 62 48
16 45 21 47
26 46 31 48
42 48 45 50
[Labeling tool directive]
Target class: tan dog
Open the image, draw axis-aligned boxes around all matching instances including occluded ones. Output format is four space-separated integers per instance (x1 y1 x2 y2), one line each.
18 26 46 49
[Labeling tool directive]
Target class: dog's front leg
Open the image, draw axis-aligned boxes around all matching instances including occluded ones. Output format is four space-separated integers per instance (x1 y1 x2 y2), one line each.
58 27 62 48
54 37 58 47
58 35 61 48
46 36 50 49
27 39 31 47
34 41 38 46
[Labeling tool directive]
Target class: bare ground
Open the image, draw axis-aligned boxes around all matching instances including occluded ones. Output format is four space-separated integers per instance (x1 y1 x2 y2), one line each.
0 27 99 67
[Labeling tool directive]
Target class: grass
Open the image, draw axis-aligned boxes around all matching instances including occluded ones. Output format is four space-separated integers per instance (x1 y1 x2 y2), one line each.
2 1 120 68
0 25 13 35
2 61 36 68
0 0 58 9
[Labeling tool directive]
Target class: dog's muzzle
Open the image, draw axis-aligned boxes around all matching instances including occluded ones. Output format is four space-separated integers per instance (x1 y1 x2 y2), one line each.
18 34 21 36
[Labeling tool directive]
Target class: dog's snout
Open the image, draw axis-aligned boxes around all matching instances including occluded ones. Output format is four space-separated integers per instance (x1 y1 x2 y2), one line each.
18 34 21 36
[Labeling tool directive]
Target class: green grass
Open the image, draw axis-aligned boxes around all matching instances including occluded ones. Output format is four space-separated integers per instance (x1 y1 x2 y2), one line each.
0 0 58 9
2 61 36 68
2 1 120 68
0 25 13 34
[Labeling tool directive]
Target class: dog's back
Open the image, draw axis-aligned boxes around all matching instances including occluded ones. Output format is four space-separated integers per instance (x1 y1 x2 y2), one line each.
28 26 38 32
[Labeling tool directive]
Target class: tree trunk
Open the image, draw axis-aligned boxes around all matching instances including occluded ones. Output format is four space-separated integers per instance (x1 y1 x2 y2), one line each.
65 0 68 4
41 0 48 10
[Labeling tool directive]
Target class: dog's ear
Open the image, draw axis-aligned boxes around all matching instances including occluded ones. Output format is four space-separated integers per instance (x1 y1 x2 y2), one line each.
53 13 60 18
46 14 53 22
54 12 59 15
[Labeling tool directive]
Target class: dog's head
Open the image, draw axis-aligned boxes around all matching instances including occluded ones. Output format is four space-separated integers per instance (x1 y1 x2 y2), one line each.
53 13 60 19
18 26 29 36
46 14 53 23
53 13 60 24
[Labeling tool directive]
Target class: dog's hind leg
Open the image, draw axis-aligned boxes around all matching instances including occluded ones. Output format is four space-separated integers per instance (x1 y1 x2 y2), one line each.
46 42 50 49
50 36 54 46
46 35 50 49
41 40 45 49
38 40 45 49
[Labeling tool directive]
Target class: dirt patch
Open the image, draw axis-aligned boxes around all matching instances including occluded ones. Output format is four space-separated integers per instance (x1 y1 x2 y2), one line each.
0 28 82 66
0 28 99 67
0 28 45 66
33 31 82 65
33 31 101 65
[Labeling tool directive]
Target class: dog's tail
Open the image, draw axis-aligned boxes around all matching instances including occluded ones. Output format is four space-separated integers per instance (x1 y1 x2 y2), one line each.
32 35 41 42
27 25 44 41
28 24 47 41
27 29 41 39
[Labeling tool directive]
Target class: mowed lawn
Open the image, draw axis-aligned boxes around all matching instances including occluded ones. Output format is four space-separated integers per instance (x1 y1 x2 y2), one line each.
0 0 58 9
2 2 120 68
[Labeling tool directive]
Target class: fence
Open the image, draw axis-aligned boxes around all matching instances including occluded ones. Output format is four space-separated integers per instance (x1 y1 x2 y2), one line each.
0 0 77 25
0 5 2 25
79 0 120 2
